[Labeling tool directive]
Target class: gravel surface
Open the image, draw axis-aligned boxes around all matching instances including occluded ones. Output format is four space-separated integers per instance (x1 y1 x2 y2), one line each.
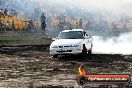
0 47 132 88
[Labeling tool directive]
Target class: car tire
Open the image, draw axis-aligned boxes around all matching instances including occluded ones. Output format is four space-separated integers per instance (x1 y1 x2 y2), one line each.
52 55 58 58
88 44 92 55
88 49 92 55
82 44 87 55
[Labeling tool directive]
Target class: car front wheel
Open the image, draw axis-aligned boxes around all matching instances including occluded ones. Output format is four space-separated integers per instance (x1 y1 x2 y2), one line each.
52 55 58 58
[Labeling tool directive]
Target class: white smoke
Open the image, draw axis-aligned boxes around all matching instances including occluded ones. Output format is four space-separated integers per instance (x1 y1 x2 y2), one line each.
92 32 132 55
37 0 132 16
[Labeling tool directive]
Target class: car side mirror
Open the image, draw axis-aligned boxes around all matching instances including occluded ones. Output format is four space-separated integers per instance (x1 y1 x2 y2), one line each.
52 38 57 40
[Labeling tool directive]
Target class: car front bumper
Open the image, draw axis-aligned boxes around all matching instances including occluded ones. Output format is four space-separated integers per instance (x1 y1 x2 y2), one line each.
50 47 83 55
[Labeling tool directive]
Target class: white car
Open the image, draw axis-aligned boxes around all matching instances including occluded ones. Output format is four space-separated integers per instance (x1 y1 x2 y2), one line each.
50 29 93 58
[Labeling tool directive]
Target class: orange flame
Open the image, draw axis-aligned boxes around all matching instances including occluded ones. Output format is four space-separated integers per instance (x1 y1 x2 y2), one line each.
78 65 86 76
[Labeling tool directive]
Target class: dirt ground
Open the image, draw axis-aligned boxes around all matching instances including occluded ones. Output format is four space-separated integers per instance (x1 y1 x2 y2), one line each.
0 46 132 88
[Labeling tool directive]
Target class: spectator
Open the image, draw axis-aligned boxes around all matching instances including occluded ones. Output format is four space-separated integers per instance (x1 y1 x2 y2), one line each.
76 19 79 29
0 20 2 31
0 9 2 18
40 13 46 32
0 8 4 17
10 9 14 16
27 20 36 32
6 21 10 31
12 19 15 31
14 10 17 16
4 9 8 16
79 19 83 29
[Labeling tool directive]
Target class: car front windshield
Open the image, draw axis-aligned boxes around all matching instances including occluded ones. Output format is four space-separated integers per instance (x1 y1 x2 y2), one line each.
57 31 84 39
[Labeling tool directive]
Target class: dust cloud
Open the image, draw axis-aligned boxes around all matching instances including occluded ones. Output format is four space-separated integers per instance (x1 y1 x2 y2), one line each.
92 32 132 55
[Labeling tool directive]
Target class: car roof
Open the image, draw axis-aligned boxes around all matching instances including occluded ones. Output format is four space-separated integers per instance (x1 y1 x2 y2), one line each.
62 29 84 32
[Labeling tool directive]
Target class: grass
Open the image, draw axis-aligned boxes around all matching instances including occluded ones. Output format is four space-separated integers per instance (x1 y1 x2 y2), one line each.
0 35 41 40
0 30 47 41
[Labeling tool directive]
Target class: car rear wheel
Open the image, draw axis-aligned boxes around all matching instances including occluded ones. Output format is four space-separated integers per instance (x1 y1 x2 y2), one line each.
88 44 92 58
82 44 87 55
88 49 92 55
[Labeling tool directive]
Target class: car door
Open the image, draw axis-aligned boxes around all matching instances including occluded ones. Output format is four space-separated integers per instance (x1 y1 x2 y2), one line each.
83 31 91 50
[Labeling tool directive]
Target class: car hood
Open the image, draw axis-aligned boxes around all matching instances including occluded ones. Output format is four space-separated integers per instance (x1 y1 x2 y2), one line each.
51 39 83 46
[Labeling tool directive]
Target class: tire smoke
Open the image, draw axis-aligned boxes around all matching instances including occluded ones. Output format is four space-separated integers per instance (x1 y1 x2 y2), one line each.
92 32 132 55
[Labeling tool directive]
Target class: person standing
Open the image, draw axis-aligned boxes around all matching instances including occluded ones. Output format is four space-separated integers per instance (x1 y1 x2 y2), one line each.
4 9 8 16
79 19 83 29
12 19 15 31
27 20 35 32
40 13 46 32
6 21 10 31
76 19 79 29
0 20 2 31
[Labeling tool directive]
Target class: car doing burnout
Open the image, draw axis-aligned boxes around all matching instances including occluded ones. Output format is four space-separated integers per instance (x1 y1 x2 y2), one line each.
50 29 93 58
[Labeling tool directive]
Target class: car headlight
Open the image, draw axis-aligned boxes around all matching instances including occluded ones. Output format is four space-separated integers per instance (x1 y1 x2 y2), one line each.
51 45 58 48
